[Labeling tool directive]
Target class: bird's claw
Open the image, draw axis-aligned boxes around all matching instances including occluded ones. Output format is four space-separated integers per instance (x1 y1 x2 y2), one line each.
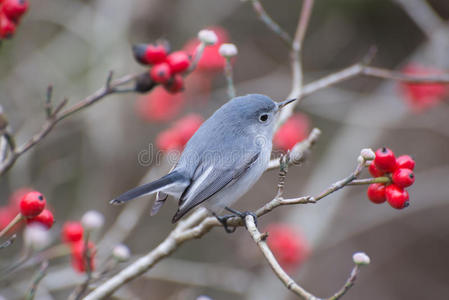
225 207 258 228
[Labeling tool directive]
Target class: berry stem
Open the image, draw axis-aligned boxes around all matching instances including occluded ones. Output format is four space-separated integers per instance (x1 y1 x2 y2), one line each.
223 57 236 99
0 213 24 238
347 177 390 185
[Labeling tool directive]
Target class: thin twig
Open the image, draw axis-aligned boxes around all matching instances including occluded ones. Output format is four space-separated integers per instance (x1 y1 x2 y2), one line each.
268 128 321 170
0 72 138 177
328 265 360 300
245 215 318 300
277 0 315 128
0 234 16 249
186 42 206 74
71 232 93 300
224 57 236 99
25 261 49 300
393 0 445 38
249 0 293 46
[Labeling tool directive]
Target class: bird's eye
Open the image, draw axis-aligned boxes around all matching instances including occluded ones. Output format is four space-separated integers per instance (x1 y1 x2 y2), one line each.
259 114 269 122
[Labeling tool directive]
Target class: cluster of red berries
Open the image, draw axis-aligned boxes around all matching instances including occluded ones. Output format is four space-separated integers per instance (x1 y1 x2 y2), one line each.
133 42 190 94
156 114 204 153
265 224 309 271
367 147 415 209
61 221 96 273
1 188 54 232
273 113 310 151
0 0 28 39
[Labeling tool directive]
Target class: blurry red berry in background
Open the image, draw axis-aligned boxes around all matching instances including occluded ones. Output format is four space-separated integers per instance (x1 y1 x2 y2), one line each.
71 240 96 273
392 168 415 188
8 187 33 214
150 62 172 84
273 113 309 151
0 13 16 39
62 221 84 244
157 114 204 153
385 184 409 209
26 209 54 229
395 155 415 171
184 26 230 72
367 183 386 204
0 207 15 230
156 128 184 153
399 64 449 112
19 191 46 218
374 147 396 173
166 51 191 74
265 224 309 271
135 86 185 122
164 74 184 94
1 0 28 21
174 114 204 145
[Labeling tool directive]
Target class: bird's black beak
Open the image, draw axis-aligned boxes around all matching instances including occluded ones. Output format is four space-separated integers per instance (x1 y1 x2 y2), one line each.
277 98 296 110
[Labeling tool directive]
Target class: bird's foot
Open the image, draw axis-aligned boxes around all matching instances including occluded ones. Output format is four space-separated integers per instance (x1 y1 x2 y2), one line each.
213 213 237 233
225 207 258 229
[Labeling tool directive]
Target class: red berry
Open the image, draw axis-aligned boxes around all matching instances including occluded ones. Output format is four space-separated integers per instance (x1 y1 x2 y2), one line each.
144 44 167 64
166 51 191 74
62 221 84 243
374 147 396 172
368 163 384 177
71 240 96 273
150 63 172 84
392 168 415 188
0 13 16 39
1 0 28 22
395 155 415 171
367 183 386 204
19 191 46 218
26 209 54 229
273 113 310 151
174 114 204 145
164 74 184 93
385 184 409 209
265 224 309 271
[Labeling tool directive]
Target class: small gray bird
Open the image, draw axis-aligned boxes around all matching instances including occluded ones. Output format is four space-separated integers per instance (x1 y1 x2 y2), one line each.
111 94 295 231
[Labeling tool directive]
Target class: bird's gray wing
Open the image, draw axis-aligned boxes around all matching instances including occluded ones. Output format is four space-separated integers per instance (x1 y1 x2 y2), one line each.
171 152 260 223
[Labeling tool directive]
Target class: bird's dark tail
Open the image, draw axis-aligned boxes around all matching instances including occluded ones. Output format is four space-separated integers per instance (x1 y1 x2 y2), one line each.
110 171 186 205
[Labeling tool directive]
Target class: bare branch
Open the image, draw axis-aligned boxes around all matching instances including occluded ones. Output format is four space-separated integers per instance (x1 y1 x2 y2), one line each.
244 215 317 300
25 261 49 300
249 0 293 46
268 128 321 170
393 0 445 38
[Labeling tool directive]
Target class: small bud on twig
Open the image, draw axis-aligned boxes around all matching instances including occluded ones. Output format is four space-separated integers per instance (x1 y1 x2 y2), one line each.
352 251 370 265
360 148 375 161
81 210 104 232
112 244 131 262
198 29 218 45
219 43 238 57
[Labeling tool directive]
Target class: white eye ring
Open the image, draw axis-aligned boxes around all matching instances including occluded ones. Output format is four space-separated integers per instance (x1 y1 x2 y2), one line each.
259 114 269 122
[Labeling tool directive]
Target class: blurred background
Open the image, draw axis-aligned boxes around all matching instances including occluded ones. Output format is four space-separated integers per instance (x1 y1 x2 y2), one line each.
1 0 449 299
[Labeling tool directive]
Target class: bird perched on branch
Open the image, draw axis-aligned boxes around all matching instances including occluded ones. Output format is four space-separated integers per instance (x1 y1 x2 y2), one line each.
111 94 296 232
